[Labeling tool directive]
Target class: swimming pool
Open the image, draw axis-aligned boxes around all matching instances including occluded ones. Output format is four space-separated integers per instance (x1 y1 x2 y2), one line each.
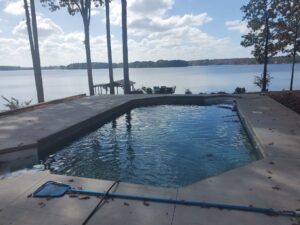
45 105 257 188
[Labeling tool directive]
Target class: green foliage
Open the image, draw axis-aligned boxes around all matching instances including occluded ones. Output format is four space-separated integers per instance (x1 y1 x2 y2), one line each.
1 96 32 110
185 89 192 95
241 0 278 63
141 86 153 94
254 73 272 89
40 0 103 15
273 0 300 56
234 87 246 94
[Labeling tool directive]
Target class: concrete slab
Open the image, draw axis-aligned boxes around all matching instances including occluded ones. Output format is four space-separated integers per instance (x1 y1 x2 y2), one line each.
0 94 300 225
0 171 178 225
87 198 176 225
237 95 300 159
172 207 296 225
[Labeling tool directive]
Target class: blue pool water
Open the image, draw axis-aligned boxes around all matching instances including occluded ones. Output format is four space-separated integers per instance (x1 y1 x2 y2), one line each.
46 105 257 188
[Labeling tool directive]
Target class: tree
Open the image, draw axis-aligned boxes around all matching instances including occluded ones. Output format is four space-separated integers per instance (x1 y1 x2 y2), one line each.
40 0 102 96
121 0 130 94
24 0 45 103
274 0 300 91
105 0 115 94
241 0 278 92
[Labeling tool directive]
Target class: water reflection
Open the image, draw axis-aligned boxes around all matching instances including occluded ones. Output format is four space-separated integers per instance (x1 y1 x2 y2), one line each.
47 105 257 188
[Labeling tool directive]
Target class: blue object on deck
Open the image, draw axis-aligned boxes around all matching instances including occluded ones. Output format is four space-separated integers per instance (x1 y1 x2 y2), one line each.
33 181 70 197
32 181 300 218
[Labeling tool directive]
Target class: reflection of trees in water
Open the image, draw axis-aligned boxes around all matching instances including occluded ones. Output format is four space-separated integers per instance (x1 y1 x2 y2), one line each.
112 119 117 129
125 111 135 162
105 118 121 179
126 112 132 131
107 111 136 180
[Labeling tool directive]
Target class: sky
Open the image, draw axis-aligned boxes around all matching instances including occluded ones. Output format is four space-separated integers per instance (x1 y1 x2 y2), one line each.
0 0 252 67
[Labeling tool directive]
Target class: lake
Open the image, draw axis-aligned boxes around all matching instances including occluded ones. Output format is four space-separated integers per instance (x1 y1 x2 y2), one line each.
0 64 299 110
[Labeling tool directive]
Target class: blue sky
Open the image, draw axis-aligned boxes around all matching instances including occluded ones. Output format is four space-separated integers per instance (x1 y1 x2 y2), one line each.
0 0 252 66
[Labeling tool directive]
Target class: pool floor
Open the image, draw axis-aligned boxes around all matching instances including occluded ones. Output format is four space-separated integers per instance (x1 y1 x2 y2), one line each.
45 105 257 188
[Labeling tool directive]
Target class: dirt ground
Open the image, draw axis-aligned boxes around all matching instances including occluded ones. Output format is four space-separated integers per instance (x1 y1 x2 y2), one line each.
267 91 300 114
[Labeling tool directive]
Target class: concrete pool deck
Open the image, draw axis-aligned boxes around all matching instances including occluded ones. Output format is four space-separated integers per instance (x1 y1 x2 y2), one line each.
0 94 299 224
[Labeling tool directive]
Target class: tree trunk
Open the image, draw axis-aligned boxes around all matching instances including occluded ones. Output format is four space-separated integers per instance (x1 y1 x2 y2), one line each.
83 19 94 96
290 30 298 91
121 0 130 94
105 0 115 95
29 0 45 102
262 12 269 92
23 0 36 80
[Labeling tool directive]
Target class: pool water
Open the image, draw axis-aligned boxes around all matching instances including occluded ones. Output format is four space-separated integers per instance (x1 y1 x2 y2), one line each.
46 105 257 188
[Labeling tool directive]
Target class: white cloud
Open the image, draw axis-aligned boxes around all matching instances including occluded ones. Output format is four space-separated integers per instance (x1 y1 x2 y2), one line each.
0 0 251 66
91 10 100 16
12 16 63 38
129 13 213 36
129 0 174 17
3 0 24 15
91 3 101 16
225 20 250 34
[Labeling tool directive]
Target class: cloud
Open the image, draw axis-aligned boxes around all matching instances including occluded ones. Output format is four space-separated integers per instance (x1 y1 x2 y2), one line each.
109 0 174 26
129 13 213 36
0 0 251 66
129 0 174 17
225 20 250 34
3 0 24 15
12 16 64 38
91 3 101 16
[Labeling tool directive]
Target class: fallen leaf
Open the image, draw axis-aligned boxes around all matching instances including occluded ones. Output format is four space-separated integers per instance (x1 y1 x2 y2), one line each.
38 202 45 208
79 196 90 200
68 179 74 182
68 194 78 198
123 202 129 206
143 201 150 206
272 186 280 190
27 193 32 198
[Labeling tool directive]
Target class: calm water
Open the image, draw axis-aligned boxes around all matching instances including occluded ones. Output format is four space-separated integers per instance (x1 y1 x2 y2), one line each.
46 105 257 188
0 64 299 110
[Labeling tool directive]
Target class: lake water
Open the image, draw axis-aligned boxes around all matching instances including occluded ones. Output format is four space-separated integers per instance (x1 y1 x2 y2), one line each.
0 64 299 110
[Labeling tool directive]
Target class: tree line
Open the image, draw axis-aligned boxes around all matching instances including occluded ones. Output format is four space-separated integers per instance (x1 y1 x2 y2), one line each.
2 56 298 71
24 0 130 102
241 0 300 91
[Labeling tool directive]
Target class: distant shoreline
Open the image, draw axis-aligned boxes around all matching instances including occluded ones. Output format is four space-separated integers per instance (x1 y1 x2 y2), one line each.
0 56 299 71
